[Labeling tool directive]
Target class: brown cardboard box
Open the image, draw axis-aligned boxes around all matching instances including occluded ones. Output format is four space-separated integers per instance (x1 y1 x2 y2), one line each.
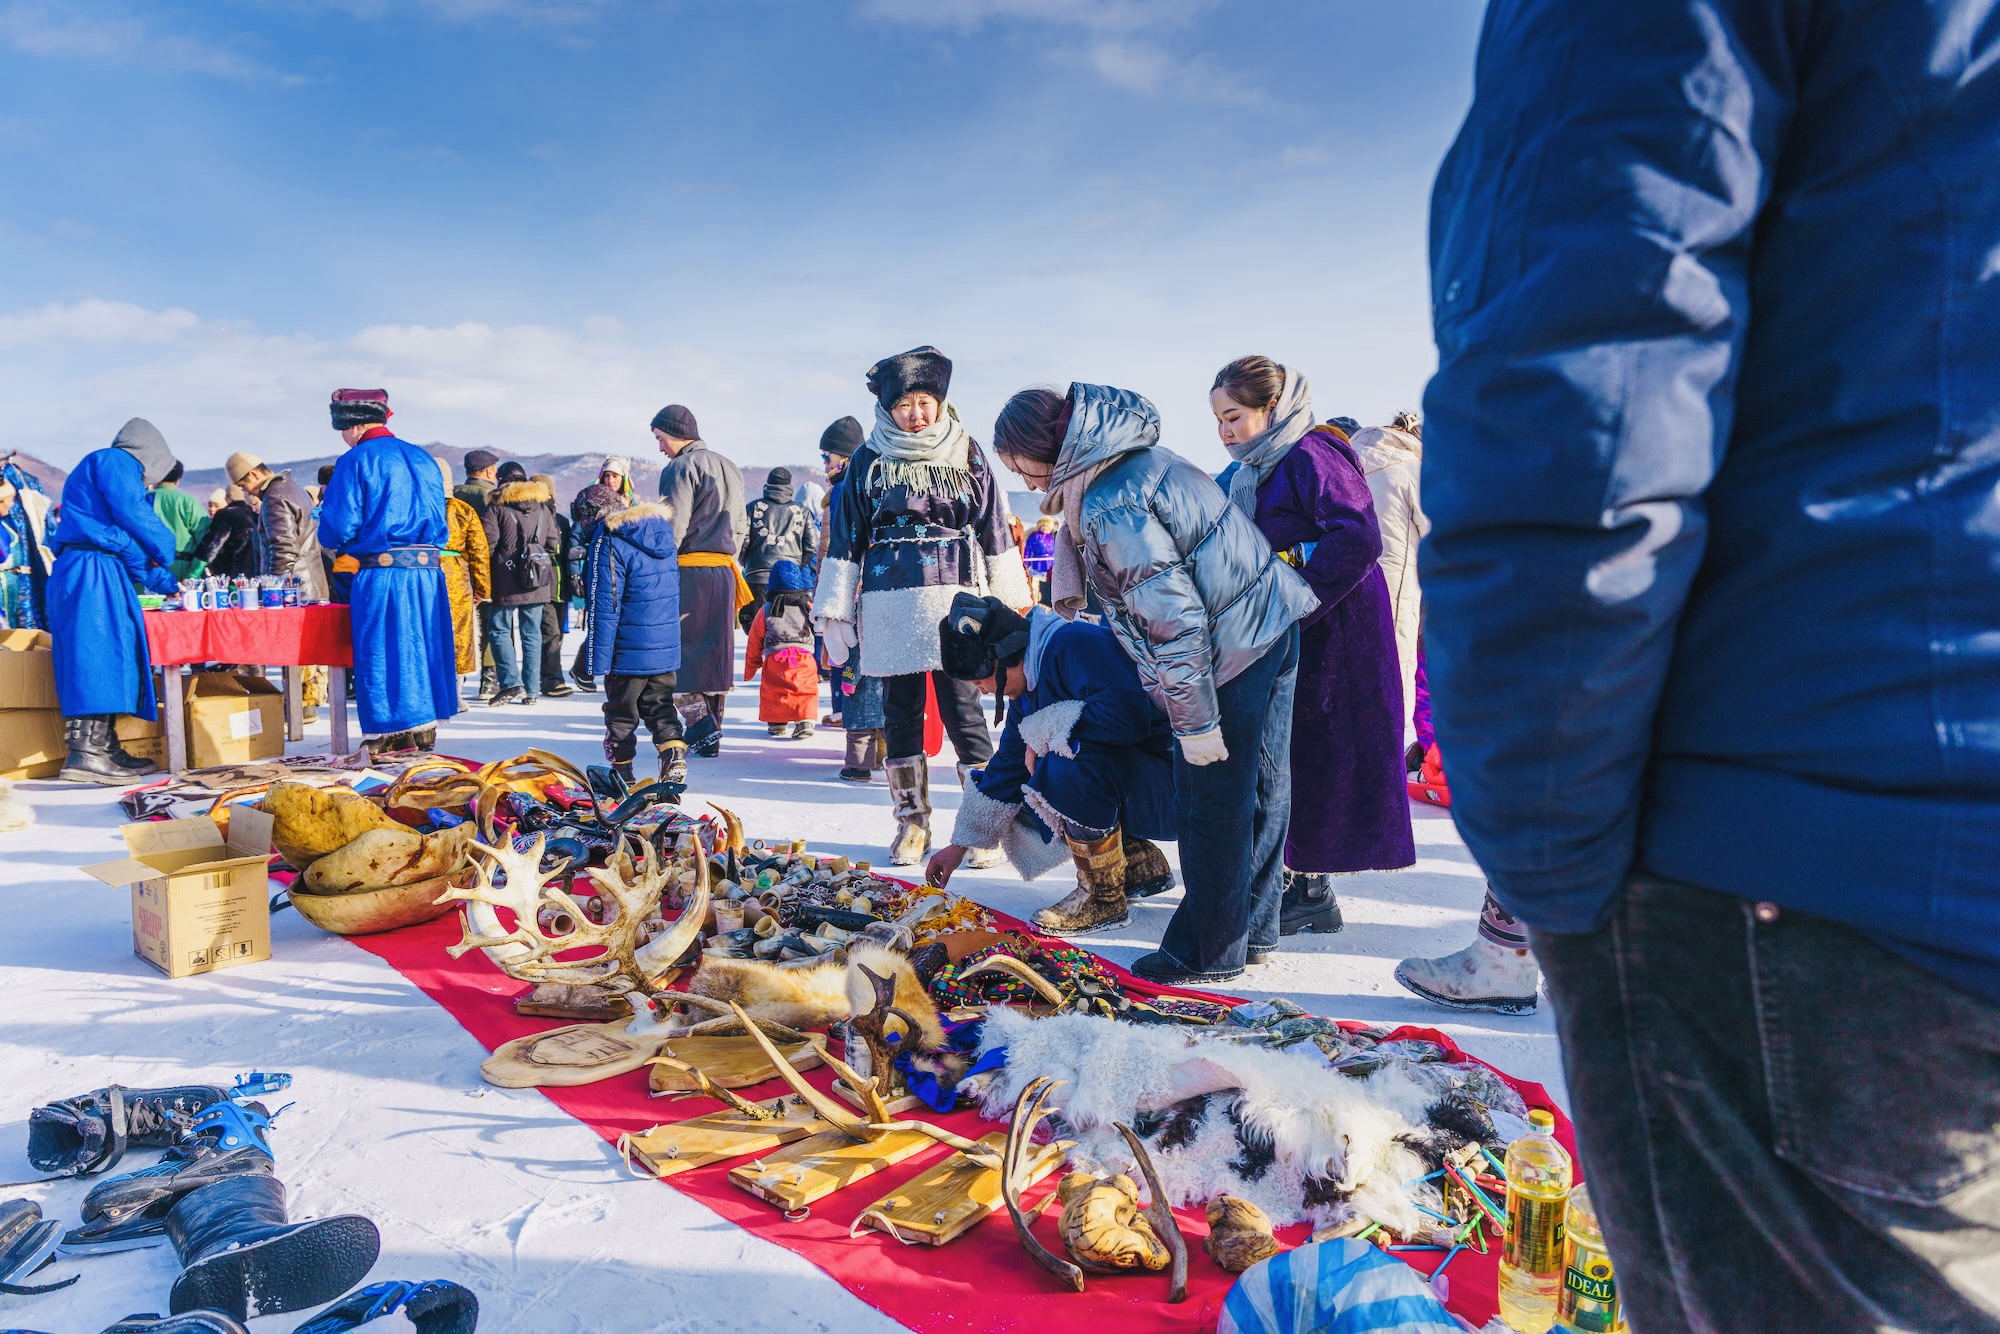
80 808 274 979
185 672 284 769
115 714 165 765
0 629 56 710
0 708 61 779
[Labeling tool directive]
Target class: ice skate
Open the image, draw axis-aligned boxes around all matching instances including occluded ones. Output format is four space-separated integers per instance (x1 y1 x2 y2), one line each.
1394 936 1540 1015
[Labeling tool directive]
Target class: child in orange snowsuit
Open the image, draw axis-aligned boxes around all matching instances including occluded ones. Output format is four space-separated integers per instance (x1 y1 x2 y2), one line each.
746 559 819 739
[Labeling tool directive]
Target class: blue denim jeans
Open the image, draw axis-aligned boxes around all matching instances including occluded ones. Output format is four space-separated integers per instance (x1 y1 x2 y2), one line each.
1535 876 2000 1332
490 604 543 696
1158 624 1299 975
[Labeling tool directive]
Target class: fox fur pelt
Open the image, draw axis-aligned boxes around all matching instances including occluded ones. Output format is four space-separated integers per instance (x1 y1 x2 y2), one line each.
688 942 946 1051
977 1008 1452 1237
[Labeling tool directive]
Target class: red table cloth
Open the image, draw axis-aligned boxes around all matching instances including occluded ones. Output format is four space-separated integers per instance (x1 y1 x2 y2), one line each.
143 606 353 668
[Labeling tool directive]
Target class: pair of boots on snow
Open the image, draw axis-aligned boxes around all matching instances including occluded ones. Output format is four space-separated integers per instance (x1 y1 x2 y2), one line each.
58 716 160 786
11 1078 476 1332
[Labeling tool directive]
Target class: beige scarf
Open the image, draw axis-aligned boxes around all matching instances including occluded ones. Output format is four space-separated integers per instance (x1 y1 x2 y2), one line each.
1040 464 1108 618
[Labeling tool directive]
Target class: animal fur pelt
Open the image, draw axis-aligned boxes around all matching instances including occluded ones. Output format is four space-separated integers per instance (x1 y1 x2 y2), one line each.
977 1008 1464 1236
687 942 946 1050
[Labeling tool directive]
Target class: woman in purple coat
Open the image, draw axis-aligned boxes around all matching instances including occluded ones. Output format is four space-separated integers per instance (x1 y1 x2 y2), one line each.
1212 355 1415 931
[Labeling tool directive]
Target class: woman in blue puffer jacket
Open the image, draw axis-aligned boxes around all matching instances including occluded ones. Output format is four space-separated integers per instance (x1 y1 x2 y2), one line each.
586 500 686 786
991 382 1318 985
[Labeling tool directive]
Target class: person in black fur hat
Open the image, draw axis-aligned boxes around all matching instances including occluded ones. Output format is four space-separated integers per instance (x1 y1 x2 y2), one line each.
926 592 1182 935
814 348 1033 866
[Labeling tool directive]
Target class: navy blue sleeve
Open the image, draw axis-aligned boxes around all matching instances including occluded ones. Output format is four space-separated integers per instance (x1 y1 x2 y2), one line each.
1421 0 1794 931
977 712 1032 806
1050 628 1164 750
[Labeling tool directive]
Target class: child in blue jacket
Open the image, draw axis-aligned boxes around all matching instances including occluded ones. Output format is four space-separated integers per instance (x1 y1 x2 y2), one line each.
586 500 684 785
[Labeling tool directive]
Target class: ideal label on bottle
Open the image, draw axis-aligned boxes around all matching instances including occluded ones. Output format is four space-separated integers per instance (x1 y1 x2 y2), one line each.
1559 1246 1624 1331
1505 1194 1567 1273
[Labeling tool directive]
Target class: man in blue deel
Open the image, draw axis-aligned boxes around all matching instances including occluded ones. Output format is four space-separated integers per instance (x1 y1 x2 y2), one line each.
318 389 458 755
1423 3 2000 1330
50 418 179 784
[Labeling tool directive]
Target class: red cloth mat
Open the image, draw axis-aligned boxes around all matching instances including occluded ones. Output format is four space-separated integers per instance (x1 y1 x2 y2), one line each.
143 606 354 667
348 909 1570 1332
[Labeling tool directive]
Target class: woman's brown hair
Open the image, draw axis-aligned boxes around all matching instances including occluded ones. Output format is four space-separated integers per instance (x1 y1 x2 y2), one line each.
993 386 1072 465
1212 355 1286 411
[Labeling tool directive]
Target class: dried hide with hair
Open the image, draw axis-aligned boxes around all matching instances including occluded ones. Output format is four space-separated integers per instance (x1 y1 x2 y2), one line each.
977 1009 1467 1236
688 941 946 1051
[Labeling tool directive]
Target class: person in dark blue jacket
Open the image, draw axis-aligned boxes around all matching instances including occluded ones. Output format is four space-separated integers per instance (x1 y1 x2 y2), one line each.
50 418 180 783
924 594 1177 935
587 499 684 786
1423 5 2000 1329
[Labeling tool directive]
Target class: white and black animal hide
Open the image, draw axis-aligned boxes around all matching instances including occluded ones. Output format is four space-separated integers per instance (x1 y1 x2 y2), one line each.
977 1009 1452 1236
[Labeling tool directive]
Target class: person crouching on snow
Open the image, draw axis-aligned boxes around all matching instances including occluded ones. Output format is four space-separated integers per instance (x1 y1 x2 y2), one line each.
585 496 687 787
924 593 1177 935
746 559 819 740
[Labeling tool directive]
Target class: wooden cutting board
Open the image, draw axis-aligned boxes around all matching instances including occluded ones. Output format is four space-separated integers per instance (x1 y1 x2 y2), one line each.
729 1127 941 1211
647 1034 827 1095
853 1133 1068 1246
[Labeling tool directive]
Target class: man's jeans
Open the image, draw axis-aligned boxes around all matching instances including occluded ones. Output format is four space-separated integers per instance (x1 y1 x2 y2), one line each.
489 604 543 697
1158 624 1298 975
1535 877 2000 1333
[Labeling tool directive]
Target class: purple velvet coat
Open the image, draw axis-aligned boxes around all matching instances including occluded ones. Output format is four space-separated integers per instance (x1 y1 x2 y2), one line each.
1252 430 1416 873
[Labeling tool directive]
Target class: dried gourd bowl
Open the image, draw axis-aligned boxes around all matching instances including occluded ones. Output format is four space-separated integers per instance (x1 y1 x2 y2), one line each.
287 867 474 937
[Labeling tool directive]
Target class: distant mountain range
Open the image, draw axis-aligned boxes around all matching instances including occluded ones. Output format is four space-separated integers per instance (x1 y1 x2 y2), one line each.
2 445 823 508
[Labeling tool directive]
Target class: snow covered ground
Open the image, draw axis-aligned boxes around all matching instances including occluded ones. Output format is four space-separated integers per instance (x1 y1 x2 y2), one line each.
0 634 1558 1333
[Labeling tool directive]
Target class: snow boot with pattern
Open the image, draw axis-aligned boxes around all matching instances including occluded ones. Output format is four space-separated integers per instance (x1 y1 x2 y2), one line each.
1032 828 1131 936
165 1175 380 1320
1394 936 1540 1015
885 754 932 866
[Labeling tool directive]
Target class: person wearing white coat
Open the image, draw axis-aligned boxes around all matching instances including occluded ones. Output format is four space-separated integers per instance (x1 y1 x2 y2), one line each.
1346 412 1427 744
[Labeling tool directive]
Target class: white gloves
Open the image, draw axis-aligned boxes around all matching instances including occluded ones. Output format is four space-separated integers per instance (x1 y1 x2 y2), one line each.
1178 727 1229 767
819 617 858 667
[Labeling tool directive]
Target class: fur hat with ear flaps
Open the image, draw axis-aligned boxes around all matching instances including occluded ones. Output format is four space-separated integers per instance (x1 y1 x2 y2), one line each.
939 592 1030 682
865 346 953 409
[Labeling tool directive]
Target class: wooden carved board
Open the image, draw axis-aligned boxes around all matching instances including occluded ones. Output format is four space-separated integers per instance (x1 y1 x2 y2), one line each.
729 1127 941 1211
647 1034 827 1096
481 1020 666 1089
621 1095 831 1179
854 1133 1068 1247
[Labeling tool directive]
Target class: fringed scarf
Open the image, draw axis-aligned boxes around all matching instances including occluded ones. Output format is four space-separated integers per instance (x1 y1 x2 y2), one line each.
864 399 973 495
1040 463 1109 619
1224 366 1316 515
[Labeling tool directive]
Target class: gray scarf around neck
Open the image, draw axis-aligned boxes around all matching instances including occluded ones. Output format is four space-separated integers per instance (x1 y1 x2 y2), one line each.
1224 366 1315 515
865 400 972 495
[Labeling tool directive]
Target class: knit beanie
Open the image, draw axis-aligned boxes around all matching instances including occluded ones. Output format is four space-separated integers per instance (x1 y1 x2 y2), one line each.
651 404 699 439
819 416 863 458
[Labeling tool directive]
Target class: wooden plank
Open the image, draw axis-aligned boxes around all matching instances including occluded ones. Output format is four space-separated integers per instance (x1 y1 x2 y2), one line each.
282 666 304 742
162 666 188 775
830 1078 922 1117
327 667 350 755
730 1127 940 1211
854 1133 1067 1247
648 1034 827 1096
621 1096 831 1179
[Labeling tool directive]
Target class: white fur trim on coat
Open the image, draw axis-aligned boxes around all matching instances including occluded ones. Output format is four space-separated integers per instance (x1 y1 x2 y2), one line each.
985 545 1033 610
857 583 962 677
953 787 1072 880
1003 808 1071 880
1017 698 1085 761
814 557 861 624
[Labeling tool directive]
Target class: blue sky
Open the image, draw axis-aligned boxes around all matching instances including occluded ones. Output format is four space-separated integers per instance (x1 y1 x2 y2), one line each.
0 0 1483 471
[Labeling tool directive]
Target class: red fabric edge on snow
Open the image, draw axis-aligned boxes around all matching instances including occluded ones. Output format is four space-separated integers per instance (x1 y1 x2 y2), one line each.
346 898 1569 1332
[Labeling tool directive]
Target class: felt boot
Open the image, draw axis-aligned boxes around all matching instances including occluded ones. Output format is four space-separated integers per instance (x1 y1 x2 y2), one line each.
1394 936 1540 1015
165 1175 381 1320
59 716 132 787
292 1278 480 1334
28 1082 232 1179
839 730 874 783
885 755 931 866
1032 828 1131 936
1279 871 1344 936
1121 834 1175 898
791 720 814 740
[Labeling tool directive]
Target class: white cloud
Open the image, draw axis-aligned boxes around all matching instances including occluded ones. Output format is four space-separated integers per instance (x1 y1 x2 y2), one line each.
0 299 202 345
0 4 301 82
1080 39 1258 106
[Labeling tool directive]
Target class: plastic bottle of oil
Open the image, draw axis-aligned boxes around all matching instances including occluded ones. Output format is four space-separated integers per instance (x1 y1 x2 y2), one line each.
1556 1182 1624 1332
1497 1108 1573 1332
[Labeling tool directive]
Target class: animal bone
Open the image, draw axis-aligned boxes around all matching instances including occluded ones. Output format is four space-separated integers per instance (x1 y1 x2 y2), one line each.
1001 1076 1085 1292
441 832 709 993
1114 1121 1188 1302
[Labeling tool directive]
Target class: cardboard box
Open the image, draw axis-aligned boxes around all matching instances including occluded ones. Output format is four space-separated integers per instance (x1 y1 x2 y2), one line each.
0 707 61 779
81 808 274 979
0 629 55 710
185 672 284 769
115 714 165 765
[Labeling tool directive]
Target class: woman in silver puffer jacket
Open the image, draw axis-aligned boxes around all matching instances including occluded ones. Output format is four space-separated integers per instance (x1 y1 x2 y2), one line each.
992 381 1318 984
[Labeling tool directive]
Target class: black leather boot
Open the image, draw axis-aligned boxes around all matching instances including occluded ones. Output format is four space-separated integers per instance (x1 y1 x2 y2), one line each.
1278 871 1344 936
166 1175 380 1320
106 719 161 774
28 1082 232 1178
59 716 134 787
